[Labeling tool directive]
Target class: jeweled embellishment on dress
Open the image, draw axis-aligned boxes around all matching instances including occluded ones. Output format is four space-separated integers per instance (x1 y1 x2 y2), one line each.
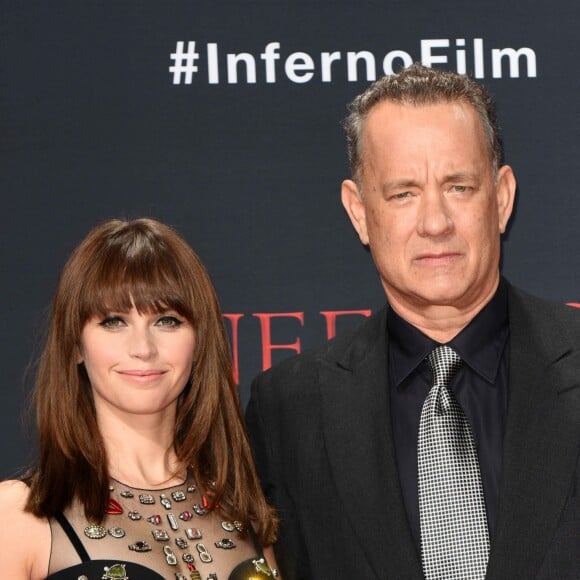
192 503 207 516
84 524 107 539
253 558 278 577
196 542 213 563
128 540 152 552
139 493 155 505
215 537 236 549
167 512 179 530
185 527 202 539
152 528 170 541
108 526 126 538
179 510 193 521
83 476 266 577
106 498 123 515
164 545 178 565
102 563 129 579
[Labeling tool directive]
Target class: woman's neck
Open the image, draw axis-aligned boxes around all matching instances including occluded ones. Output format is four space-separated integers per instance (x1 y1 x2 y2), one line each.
97 407 185 488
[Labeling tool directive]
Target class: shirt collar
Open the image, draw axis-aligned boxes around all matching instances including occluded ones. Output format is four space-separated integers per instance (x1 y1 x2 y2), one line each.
388 279 509 387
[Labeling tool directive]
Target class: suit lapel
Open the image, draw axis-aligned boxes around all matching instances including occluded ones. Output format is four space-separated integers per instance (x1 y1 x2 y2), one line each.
486 287 580 579
319 308 423 579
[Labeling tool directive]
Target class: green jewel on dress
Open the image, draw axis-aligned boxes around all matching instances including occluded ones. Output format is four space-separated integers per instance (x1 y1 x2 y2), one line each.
102 563 129 579
229 557 277 579
252 557 276 576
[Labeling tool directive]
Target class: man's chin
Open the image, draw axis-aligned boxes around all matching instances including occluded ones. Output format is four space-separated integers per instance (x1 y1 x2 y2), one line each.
394 279 498 314
387 282 471 311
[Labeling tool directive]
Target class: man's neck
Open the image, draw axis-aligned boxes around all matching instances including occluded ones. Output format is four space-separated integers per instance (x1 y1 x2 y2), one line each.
386 281 500 343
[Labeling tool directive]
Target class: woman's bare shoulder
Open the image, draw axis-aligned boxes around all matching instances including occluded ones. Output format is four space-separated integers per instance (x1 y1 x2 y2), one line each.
0 480 51 579
0 478 29 502
0 479 34 519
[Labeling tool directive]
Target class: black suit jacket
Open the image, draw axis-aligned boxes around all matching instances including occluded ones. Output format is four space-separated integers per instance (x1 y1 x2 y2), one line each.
246 284 580 579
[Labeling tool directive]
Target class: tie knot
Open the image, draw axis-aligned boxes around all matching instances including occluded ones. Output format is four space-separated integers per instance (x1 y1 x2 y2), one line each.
427 345 463 387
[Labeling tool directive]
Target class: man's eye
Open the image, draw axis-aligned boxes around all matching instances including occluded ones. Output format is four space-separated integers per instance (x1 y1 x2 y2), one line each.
98 316 125 328
156 316 184 328
450 185 470 193
392 191 412 200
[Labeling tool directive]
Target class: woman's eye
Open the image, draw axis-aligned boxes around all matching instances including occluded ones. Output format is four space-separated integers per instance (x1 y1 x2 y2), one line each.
156 316 184 328
98 316 125 329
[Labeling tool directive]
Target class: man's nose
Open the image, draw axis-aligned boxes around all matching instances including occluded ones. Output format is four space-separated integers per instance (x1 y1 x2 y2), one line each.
417 191 454 238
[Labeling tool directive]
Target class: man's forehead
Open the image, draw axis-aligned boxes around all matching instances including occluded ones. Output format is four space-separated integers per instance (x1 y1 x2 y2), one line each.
364 99 479 130
360 99 491 167
360 101 493 180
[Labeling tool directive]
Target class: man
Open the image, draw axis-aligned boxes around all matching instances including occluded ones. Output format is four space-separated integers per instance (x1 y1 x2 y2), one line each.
246 65 580 579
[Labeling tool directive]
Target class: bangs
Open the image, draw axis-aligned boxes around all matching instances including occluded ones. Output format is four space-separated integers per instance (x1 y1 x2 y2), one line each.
77 234 195 323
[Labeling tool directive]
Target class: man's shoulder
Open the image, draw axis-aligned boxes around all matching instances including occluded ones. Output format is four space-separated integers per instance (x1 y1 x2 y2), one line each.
508 284 580 347
253 305 388 389
509 284 580 326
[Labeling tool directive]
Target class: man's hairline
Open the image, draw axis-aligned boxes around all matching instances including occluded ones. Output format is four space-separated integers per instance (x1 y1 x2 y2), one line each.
352 97 499 198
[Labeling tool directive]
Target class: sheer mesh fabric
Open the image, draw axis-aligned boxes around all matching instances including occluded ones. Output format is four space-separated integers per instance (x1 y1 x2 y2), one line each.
48 475 264 579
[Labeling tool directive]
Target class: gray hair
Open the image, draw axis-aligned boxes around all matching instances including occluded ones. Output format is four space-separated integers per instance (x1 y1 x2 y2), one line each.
343 63 502 186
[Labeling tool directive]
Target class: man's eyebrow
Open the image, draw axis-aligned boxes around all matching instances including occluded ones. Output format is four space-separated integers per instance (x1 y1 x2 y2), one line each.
381 179 420 192
380 172 481 193
444 172 479 182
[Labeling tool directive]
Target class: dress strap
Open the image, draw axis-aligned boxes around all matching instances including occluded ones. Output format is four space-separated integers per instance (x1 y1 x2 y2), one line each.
54 512 90 562
248 525 264 557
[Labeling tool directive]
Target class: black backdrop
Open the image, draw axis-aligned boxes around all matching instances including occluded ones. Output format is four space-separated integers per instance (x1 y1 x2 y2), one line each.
2 1 580 478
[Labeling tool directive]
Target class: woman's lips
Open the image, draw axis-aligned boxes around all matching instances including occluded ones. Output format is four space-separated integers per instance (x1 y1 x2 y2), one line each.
117 370 167 383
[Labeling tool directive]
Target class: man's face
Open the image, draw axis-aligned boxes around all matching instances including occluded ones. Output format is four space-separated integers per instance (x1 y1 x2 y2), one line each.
342 100 515 317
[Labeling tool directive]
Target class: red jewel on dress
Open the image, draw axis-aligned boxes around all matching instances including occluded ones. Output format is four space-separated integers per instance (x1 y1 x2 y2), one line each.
202 492 220 510
106 498 123 515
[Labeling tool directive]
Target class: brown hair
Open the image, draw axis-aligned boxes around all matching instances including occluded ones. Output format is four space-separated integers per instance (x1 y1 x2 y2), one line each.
25 218 277 544
343 63 502 186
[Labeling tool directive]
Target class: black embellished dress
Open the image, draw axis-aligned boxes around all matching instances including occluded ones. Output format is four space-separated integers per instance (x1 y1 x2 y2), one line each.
47 476 276 580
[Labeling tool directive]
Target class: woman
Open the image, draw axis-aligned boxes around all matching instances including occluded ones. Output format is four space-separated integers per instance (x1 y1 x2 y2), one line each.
0 218 279 579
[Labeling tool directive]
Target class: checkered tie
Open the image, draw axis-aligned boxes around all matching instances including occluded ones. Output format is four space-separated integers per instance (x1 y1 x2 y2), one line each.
418 345 489 579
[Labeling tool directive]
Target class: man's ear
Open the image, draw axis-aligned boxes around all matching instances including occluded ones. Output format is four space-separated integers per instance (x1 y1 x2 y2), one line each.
496 165 516 234
341 179 369 245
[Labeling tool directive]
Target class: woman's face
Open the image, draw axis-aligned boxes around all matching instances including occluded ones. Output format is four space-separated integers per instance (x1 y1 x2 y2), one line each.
78 306 195 419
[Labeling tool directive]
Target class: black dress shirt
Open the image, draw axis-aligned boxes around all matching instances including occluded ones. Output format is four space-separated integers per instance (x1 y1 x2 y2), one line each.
388 281 509 553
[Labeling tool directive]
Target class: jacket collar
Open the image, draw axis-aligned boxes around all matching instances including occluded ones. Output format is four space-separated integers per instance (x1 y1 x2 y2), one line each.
319 306 423 579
